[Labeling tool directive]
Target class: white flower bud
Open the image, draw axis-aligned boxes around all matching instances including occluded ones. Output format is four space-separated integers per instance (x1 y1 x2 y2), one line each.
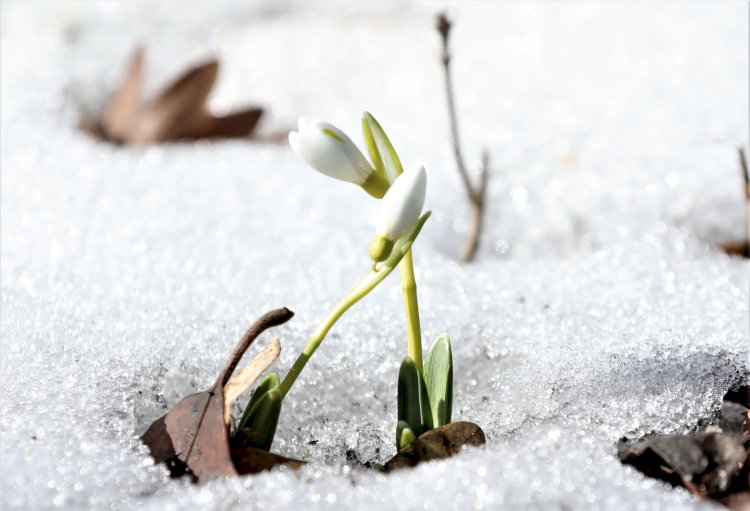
370 165 427 262
289 118 388 197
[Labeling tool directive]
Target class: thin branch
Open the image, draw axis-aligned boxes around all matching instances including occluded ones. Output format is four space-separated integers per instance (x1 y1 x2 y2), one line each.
460 151 490 261
436 12 490 263
437 13 473 196
739 146 749 257
738 146 749 199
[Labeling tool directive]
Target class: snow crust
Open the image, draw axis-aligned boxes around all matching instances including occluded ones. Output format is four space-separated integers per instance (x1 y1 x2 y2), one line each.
1 1 748 509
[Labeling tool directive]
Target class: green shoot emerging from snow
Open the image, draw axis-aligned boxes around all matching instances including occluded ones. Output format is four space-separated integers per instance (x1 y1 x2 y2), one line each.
236 112 462 453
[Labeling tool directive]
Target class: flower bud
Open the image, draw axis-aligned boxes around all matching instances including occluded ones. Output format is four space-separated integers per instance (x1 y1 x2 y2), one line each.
289 118 388 198
369 164 427 262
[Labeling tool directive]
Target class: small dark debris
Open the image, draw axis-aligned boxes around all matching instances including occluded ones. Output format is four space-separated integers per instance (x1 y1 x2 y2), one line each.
383 421 485 472
619 387 750 509
725 386 750 408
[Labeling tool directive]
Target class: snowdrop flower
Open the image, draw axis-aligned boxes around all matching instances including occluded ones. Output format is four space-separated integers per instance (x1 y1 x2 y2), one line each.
369 164 427 262
289 118 389 198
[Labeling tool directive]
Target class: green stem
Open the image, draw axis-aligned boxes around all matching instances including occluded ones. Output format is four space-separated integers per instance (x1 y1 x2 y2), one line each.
399 249 423 372
277 212 431 400
278 295 355 399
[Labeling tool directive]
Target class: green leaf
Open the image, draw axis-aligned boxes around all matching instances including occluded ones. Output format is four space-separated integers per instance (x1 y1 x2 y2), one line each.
424 334 453 427
361 112 404 184
236 388 282 451
238 372 280 430
397 356 423 438
362 114 386 181
396 421 417 450
420 373 434 431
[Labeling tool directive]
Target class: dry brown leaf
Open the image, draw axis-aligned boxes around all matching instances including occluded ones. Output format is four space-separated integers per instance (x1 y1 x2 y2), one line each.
383 421 486 472
140 307 293 482
719 242 750 259
102 47 144 142
620 388 750 508
224 337 282 425
83 48 264 145
132 60 218 144
188 108 265 140
231 446 305 475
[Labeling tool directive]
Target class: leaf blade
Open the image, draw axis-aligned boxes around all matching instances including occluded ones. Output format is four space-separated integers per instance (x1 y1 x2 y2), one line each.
424 334 453 427
102 46 144 142
238 372 280 430
398 357 423 440
236 388 282 451
362 112 403 183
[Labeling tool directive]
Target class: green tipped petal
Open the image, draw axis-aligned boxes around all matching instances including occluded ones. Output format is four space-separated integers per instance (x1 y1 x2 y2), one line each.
424 334 453 427
362 112 404 183
237 388 282 451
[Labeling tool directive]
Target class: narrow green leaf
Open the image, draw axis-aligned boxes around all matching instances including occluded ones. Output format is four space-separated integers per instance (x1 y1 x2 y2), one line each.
238 372 280 430
397 421 417 450
362 112 403 184
362 114 386 180
420 373 434 431
397 356 422 437
237 388 282 451
424 334 453 427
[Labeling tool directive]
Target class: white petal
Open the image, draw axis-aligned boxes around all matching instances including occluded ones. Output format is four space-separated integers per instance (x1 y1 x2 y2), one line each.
376 164 427 240
289 118 374 185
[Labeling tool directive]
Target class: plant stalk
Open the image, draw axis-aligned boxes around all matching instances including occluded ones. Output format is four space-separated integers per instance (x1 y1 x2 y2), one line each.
399 249 423 372
278 296 354 399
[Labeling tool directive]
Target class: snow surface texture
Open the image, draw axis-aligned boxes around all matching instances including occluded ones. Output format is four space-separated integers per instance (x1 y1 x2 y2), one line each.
1 1 748 509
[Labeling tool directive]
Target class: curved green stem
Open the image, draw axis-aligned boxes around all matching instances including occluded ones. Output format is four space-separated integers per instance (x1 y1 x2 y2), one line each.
278 287 360 398
278 212 431 399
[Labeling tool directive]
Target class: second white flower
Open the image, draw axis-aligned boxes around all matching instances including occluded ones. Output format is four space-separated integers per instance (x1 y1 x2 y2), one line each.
369 164 427 262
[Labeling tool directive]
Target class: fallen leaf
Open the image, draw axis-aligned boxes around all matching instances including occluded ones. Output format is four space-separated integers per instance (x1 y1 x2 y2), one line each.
720 492 750 511
224 337 281 425
231 446 305 475
132 59 219 143
102 46 144 142
82 47 264 145
140 307 293 481
383 421 485 472
620 430 747 497
718 242 749 259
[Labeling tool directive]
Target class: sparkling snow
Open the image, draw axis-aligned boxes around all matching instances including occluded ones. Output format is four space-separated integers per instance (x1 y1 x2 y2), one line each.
1 1 748 509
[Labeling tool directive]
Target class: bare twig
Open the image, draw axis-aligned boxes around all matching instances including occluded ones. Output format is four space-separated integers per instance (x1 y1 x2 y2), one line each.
436 12 490 262
738 146 749 257
739 146 749 199
461 151 490 261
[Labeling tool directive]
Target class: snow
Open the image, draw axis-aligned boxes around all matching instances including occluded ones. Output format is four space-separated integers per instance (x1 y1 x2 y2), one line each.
1 1 748 509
